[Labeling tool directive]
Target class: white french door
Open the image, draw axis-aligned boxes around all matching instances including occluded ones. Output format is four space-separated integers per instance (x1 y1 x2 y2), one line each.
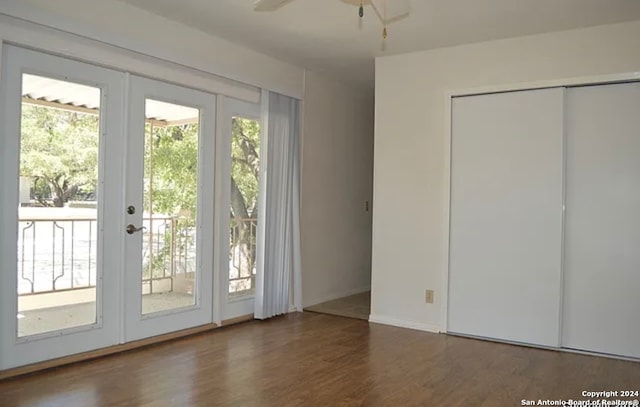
123 76 215 341
0 47 217 369
0 46 125 369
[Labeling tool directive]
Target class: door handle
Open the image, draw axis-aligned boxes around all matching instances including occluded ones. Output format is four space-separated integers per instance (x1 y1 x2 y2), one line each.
126 224 146 235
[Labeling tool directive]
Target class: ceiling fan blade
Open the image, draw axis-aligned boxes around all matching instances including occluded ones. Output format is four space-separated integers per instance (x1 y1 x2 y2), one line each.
253 0 296 12
370 0 410 24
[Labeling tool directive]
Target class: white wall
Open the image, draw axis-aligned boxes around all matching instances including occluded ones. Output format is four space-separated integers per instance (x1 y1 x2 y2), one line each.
372 20 640 332
0 0 304 99
301 70 374 307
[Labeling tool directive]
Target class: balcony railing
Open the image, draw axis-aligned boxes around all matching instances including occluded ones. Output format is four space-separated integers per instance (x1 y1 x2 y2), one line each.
141 216 196 295
229 218 257 296
17 215 194 296
17 215 259 297
18 216 97 295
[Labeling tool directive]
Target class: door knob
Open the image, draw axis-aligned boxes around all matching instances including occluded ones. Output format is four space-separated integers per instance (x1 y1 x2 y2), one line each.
126 224 146 235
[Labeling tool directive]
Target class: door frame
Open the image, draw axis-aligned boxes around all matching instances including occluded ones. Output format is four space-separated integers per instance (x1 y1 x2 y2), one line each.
0 45 126 369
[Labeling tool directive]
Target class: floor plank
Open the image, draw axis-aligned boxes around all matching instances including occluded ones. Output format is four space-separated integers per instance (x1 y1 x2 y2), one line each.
0 312 638 407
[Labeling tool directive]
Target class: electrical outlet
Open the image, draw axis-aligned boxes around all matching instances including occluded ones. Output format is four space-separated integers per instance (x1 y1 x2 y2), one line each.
425 289 434 304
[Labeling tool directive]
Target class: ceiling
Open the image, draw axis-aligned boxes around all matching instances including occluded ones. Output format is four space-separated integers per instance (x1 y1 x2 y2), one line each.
117 0 640 87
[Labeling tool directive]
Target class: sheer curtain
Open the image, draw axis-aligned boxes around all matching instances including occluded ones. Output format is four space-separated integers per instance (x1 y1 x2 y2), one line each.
254 90 302 319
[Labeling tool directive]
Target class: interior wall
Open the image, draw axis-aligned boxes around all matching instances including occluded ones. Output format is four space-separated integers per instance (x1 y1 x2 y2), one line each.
372 20 640 331
301 70 374 307
0 0 304 98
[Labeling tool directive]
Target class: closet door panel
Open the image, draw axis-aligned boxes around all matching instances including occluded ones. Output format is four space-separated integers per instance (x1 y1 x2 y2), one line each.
448 88 564 347
563 83 640 358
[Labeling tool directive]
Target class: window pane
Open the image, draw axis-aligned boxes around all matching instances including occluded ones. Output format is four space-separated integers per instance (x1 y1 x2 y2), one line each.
18 74 101 337
229 117 260 297
141 99 200 315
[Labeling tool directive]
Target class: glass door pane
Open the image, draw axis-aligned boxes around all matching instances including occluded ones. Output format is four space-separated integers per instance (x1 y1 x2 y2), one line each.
229 117 261 298
141 100 199 315
18 74 101 337
218 98 262 321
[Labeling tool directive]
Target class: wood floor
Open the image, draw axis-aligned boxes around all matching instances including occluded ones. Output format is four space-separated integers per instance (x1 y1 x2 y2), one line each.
304 291 370 320
0 312 639 407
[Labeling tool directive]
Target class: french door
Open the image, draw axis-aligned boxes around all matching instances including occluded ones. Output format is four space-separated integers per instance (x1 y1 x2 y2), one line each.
0 46 216 369
0 46 124 369
124 76 215 341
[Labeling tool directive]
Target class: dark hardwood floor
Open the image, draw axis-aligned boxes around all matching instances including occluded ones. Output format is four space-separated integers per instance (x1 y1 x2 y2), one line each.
0 312 638 407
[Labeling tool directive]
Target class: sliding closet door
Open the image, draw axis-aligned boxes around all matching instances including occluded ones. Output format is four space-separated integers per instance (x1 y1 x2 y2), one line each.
563 83 640 359
448 88 564 347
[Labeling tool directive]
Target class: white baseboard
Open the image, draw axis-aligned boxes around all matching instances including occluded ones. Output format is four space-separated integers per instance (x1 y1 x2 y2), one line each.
368 314 442 334
303 285 371 308
288 305 301 313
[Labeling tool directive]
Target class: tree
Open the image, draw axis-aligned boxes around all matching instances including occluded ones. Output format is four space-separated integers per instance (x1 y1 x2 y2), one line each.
229 118 261 292
20 104 99 207
231 118 260 220
145 124 199 220
143 118 260 222
143 118 260 289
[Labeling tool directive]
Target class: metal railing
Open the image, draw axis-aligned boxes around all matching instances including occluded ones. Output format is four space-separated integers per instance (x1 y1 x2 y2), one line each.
229 218 257 296
18 217 97 295
17 216 258 297
17 216 194 296
141 216 195 295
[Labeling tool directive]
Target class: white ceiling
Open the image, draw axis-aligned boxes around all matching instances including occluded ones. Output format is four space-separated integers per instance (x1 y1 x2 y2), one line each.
117 0 640 87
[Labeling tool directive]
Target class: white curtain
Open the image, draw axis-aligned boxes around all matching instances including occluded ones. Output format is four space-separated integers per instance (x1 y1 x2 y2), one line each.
254 90 302 319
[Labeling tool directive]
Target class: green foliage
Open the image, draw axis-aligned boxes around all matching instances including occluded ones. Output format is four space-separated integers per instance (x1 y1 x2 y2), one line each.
20 105 261 217
142 118 261 285
231 117 261 216
20 104 99 206
144 117 261 221
145 124 199 223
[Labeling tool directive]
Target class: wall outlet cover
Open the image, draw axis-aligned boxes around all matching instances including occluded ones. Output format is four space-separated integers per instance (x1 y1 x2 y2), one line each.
425 289 434 304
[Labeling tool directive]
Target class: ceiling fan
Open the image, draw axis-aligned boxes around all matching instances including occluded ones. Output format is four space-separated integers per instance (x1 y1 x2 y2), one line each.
253 0 410 41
